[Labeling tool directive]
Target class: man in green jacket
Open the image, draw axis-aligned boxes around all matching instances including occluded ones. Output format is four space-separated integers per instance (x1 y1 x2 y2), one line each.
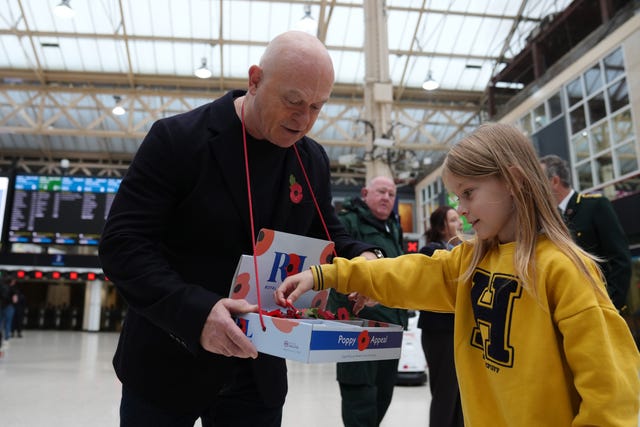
540 154 632 313
328 175 408 427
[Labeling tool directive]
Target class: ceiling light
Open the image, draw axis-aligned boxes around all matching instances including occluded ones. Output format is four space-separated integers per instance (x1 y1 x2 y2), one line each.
112 96 126 116
494 81 524 90
194 57 212 79
422 71 439 91
54 0 76 19
294 4 317 35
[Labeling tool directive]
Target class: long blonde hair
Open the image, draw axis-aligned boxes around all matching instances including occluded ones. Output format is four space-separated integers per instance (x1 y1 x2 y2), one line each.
443 123 603 296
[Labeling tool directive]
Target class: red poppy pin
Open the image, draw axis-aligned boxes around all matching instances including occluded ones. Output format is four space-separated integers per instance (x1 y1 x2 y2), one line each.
289 174 303 204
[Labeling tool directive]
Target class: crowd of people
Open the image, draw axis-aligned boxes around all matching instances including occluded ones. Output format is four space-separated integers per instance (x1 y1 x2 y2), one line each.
98 29 638 427
1 29 637 427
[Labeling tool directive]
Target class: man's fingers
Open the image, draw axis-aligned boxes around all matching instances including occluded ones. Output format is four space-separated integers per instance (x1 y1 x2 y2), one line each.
226 323 258 358
224 298 258 315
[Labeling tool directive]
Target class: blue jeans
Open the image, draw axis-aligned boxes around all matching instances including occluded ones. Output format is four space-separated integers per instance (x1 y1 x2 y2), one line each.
2 305 15 340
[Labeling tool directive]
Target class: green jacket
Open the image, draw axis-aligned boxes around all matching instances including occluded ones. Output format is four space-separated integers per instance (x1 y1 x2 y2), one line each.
327 197 408 329
564 192 631 311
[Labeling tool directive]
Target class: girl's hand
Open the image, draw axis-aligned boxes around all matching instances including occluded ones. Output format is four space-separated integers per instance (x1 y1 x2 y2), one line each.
275 269 315 307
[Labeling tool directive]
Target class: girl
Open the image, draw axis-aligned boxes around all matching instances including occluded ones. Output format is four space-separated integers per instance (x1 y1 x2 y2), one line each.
276 123 640 426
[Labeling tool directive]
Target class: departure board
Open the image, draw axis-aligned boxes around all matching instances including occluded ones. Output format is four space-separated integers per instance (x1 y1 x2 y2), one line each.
8 175 121 245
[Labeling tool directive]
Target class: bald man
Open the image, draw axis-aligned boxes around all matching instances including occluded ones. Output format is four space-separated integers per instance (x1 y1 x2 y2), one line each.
100 31 380 427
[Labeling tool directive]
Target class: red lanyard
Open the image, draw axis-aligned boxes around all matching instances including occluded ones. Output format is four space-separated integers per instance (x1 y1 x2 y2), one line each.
241 100 337 330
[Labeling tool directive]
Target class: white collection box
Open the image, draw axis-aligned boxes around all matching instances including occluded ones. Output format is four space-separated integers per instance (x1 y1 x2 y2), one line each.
230 229 403 363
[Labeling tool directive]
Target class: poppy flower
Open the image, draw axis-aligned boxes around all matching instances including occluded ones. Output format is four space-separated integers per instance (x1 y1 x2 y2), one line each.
337 307 350 320
357 330 371 351
289 174 303 204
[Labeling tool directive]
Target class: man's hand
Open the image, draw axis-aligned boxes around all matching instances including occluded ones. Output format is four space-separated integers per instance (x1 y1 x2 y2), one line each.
275 269 315 307
359 251 379 260
200 298 259 358
348 292 379 315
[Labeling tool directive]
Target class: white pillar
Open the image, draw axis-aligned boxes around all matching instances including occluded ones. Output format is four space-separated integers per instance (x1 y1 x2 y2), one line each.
363 0 394 182
83 279 103 331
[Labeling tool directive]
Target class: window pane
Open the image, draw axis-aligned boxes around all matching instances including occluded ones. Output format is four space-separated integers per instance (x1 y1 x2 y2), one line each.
584 64 603 96
572 132 590 161
533 103 547 130
611 109 634 143
576 161 594 190
608 78 629 113
587 92 606 124
520 113 532 136
570 105 586 134
566 77 583 106
616 143 639 176
592 122 610 153
595 153 614 184
604 47 625 83
548 92 562 118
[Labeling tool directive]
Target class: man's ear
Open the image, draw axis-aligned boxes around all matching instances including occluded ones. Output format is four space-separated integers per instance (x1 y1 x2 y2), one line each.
247 65 262 94
360 188 368 198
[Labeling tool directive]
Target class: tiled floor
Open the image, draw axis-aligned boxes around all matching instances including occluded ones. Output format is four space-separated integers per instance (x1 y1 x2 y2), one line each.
0 331 430 427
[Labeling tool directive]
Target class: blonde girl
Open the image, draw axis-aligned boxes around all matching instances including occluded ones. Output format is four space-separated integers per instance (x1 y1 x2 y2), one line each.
276 123 640 426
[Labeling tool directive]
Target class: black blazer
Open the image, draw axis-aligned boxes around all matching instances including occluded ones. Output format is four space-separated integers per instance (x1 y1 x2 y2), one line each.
564 191 631 310
99 90 373 411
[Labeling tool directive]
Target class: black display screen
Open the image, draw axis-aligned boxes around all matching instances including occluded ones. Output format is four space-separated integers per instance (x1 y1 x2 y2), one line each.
8 175 121 246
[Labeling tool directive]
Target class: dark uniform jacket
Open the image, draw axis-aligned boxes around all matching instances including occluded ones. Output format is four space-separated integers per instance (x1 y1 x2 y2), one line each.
563 191 631 310
98 90 375 412
327 197 408 384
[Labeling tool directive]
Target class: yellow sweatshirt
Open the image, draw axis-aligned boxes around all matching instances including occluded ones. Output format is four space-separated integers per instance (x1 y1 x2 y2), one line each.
311 235 640 426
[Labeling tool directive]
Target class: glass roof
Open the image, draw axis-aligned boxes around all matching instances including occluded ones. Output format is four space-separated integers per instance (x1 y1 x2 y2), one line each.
0 0 574 184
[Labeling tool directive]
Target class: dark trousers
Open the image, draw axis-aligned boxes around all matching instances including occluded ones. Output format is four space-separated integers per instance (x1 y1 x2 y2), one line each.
338 358 399 427
120 378 282 427
12 307 24 336
421 329 464 427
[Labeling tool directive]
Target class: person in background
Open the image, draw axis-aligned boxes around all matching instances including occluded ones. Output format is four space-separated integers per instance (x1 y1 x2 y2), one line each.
11 284 26 338
418 205 464 427
539 154 632 313
0 277 10 351
0 278 17 346
276 123 640 426
99 30 380 427
327 175 408 427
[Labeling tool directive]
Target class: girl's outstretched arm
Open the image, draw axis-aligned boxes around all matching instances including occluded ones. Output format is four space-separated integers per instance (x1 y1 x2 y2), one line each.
275 269 315 306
